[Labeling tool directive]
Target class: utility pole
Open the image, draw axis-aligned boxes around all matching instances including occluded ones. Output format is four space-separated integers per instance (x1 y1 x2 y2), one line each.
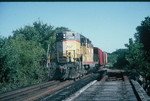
47 44 50 68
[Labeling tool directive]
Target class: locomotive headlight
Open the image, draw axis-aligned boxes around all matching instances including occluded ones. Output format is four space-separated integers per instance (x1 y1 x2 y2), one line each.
63 34 66 38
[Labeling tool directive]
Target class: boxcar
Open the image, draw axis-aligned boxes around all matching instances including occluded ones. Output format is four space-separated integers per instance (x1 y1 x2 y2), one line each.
94 47 104 67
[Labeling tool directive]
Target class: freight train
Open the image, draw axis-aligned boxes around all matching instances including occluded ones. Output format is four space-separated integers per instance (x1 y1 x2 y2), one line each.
49 31 107 80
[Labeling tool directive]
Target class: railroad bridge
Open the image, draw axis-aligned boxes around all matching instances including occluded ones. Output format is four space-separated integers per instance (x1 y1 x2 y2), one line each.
0 70 150 101
65 70 150 101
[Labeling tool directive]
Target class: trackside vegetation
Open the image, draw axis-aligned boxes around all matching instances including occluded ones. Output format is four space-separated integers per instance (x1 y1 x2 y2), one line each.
108 16 150 95
0 21 69 93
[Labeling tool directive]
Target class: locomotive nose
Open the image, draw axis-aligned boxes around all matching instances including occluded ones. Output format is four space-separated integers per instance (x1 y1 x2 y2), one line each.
59 65 67 74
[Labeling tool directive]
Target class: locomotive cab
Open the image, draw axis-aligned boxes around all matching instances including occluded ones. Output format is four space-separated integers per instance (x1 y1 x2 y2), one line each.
56 31 80 63
56 31 81 79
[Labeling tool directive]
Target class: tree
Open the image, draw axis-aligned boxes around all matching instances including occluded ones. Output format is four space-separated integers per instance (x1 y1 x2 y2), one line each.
125 17 150 95
12 21 57 66
0 21 71 92
0 35 46 89
111 49 129 69
13 21 55 52
134 16 150 62
125 38 145 74
0 36 7 83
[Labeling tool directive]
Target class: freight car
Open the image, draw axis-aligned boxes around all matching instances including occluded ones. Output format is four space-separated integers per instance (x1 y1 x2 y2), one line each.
94 47 104 66
49 31 107 80
103 52 108 66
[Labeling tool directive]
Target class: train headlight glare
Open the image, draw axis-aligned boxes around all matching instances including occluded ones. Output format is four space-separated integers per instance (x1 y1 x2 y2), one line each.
63 34 66 38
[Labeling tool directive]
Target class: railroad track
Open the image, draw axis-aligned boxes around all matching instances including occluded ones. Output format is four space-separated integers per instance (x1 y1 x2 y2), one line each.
42 73 102 101
0 80 75 101
0 72 103 101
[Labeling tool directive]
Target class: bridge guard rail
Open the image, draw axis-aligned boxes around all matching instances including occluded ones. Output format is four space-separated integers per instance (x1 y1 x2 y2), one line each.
131 80 150 101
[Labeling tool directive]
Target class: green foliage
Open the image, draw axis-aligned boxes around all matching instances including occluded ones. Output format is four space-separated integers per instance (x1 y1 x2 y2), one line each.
0 36 7 82
125 38 145 73
107 53 117 66
110 49 129 69
125 17 150 77
13 21 55 51
0 35 46 89
0 21 67 91
125 17 150 95
0 20 71 93
134 17 150 62
135 17 150 49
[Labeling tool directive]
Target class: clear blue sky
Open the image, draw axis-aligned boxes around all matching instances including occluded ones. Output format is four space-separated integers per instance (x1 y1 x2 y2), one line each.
0 2 150 53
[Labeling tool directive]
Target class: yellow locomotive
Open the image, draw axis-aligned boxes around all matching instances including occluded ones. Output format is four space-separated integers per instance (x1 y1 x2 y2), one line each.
55 31 96 79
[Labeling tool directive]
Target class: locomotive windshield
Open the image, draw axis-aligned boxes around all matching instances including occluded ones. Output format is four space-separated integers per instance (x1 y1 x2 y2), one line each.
65 33 75 40
56 32 75 41
56 33 63 41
